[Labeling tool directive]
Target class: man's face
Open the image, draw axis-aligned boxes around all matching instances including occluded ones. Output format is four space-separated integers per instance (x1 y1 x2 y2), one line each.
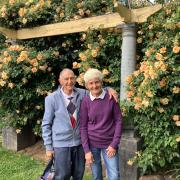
59 70 76 93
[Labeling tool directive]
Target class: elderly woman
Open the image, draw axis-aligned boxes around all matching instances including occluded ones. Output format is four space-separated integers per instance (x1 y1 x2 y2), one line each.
80 68 123 180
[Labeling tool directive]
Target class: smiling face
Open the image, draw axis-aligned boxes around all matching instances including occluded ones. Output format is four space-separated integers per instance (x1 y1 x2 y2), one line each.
86 77 103 97
59 69 76 95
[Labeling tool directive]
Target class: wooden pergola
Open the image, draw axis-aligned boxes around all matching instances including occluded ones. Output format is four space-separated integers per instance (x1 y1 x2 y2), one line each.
0 4 161 39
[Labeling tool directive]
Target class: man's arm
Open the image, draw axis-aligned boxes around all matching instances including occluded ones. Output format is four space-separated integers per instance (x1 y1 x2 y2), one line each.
41 96 55 152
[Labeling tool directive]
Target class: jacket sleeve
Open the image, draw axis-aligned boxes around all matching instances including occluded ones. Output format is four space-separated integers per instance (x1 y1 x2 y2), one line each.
110 100 123 149
79 98 91 153
41 96 55 151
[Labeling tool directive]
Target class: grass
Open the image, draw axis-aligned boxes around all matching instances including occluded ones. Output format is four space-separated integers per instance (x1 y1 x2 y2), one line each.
0 147 44 180
0 146 93 180
0 136 92 180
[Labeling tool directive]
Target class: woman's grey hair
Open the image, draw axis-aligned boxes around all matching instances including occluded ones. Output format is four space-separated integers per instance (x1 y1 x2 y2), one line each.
84 68 103 84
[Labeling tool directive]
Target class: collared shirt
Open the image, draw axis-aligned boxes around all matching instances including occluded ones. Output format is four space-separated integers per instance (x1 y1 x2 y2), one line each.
89 89 106 101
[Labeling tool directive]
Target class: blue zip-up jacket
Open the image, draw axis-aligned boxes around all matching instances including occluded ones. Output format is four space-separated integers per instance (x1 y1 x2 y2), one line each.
41 86 87 151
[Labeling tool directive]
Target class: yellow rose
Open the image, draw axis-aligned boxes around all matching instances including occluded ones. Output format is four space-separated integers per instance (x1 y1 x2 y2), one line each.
160 98 169 105
175 121 180 126
173 46 180 53
172 115 179 121
160 47 166 54
155 53 164 61
102 69 109 75
176 137 180 142
127 160 133 166
31 67 38 73
8 82 15 89
157 107 165 113
172 86 180 94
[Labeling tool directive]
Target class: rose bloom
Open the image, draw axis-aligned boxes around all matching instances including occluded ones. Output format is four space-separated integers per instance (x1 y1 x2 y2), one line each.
37 53 43 60
176 22 180 28
146 91 153 97
1 71 8 80
172 115 179 121
172 86 180 94
87 44 92 49
173 46 180 53
126 75 133 84
148 24 153 29
142 99 149 108
160 47 166 54
159 78 166 88
3 51 9 57
16 129 21 134
91 50 98 58
72 62 81 69
31 67 38 73
8 82 15 89
102 69 109 75
145 50 151 57
134 97 142 103
176 137 180 142
22 78 28 84
176 121 180 126
9 0 15 5
79 53 87 61
137 38 142 44
22 18 27 25
155 53 163 61
127 160 133 166
133 70 140 77
157 107 165 113
79 9 84 16
160 98 169 105
85 9 91 16
126 91 134 98
18 8 25 17
0 79 6 86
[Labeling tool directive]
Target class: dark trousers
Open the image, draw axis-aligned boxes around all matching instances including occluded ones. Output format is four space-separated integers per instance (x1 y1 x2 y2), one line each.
54 145 85 180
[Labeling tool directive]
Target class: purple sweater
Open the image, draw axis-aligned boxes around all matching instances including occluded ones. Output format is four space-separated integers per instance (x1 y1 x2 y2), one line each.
80 92 123 153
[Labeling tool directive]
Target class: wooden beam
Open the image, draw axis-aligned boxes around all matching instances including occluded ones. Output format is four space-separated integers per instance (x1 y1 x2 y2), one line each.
16 13 125 39
0 27 17 39
131 4 162 23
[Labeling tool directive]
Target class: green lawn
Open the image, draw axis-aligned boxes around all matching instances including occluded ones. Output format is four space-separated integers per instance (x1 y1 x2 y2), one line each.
0 146 92 180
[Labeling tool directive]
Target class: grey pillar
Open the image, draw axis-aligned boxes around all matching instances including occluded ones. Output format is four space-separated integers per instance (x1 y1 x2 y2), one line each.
119 23 141 180
120 23 136 101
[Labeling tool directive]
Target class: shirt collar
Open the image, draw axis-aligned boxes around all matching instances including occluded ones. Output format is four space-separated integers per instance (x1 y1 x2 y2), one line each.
60 87 75 99
90 89 106 101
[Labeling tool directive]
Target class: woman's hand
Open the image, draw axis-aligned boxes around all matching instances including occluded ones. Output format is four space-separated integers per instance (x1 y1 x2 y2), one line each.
46 150 54 159
107 88 118 102
85 152 94 165
106 146 116 158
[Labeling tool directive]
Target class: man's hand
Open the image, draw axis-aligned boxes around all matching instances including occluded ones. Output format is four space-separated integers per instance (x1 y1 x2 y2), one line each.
85 152 94 165
107 88 118 102
46 150 54 159
106 146 116 158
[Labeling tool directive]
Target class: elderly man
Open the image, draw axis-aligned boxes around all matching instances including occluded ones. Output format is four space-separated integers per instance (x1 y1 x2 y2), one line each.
42 68 117 180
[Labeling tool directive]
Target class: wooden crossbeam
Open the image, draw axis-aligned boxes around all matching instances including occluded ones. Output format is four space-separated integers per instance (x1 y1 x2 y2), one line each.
0 4 162 40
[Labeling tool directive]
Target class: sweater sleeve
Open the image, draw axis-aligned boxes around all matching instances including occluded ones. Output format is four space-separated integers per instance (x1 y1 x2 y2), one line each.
110 100 123 149
41 96 55 151
79 98 91 153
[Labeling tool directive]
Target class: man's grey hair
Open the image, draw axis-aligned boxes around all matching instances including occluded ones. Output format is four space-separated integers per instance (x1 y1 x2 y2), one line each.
59 68 75 79
84 68 103 84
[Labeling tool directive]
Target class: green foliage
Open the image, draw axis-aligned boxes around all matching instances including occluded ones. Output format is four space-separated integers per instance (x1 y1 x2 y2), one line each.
123 4 180 174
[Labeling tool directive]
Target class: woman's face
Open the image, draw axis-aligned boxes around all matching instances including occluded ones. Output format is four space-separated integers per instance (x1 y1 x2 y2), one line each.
86 77 103 97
